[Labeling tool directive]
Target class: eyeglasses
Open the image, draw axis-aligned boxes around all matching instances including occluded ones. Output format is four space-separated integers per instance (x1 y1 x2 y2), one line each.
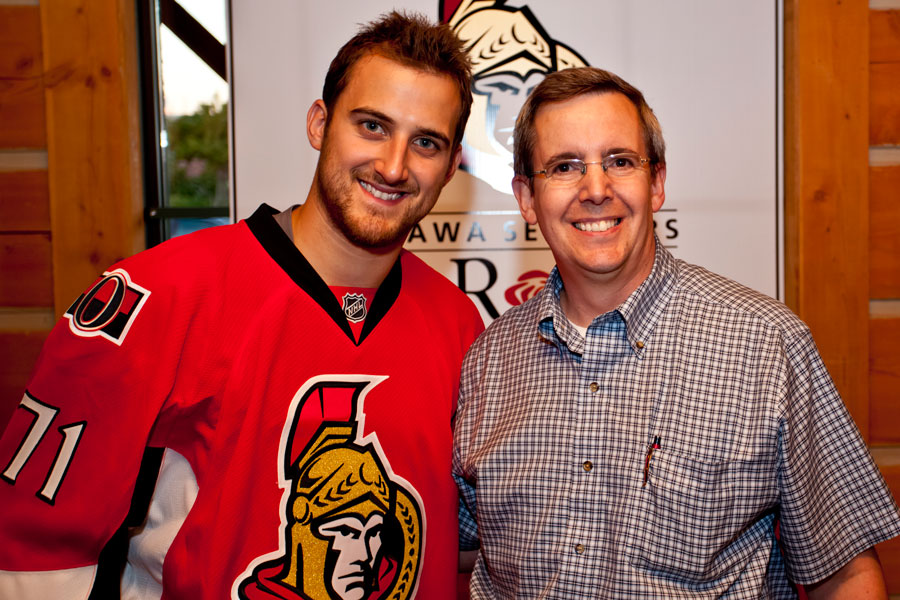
531 153 651 185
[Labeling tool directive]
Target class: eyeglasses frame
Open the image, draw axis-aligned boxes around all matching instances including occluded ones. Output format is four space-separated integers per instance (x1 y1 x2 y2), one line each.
530 152 653 184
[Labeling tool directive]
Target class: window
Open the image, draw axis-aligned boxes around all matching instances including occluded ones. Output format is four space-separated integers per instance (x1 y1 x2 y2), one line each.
138 0 230 246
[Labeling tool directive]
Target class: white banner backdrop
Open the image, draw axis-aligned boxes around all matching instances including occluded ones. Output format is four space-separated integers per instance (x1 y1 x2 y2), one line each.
230 0 782 323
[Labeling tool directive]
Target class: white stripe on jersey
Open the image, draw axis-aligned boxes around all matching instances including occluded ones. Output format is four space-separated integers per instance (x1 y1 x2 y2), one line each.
121 448 198 600
0 564 96 598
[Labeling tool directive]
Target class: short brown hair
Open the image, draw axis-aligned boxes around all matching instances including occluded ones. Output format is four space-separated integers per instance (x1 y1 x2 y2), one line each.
322 11 473 147
513 67 666 178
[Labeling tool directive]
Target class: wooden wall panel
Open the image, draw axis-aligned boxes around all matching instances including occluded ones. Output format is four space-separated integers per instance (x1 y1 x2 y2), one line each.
0 330 49 432
0 233 52 306
0 77 46 148
0 6 44 148
0 6 42 79
869 12 900 594
784 0 870 433
40 0 145 316
0 171 50 232
870 10 900 64
878 532 900 593
870 166 900 299
870 62 900 146
0 6 50 437
870 317 900 444
875 462 900 592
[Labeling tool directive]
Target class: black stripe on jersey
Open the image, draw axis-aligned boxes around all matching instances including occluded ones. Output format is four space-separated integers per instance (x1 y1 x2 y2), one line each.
360 259 400 344
245 204 401 345
90 446 164 599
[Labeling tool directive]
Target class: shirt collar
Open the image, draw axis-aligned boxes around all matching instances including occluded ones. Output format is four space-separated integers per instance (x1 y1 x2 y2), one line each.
537 268 581 353
537 237 677 357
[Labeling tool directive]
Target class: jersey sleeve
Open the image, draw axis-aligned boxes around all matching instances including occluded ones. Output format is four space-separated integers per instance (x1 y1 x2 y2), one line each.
0 263 188 596
776 325 900 584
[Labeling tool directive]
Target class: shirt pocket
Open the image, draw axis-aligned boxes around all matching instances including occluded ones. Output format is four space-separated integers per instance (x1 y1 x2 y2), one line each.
624 449 774 583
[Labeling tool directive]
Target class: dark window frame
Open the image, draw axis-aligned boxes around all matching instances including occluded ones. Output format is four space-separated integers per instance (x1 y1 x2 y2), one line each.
137 0 229 248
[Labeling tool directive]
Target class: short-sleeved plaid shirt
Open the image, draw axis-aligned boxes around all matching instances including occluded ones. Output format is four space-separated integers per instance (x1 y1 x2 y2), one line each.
453 241 900 599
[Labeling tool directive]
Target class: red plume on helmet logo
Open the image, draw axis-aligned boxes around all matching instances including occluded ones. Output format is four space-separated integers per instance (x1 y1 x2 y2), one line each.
234 376 424 600
505 270 549 306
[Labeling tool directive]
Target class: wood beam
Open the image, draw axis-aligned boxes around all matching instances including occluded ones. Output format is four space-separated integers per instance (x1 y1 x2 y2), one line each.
784 0 870 435
39 0 145 318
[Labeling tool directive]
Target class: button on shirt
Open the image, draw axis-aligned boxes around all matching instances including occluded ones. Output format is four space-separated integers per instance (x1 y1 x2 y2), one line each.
453 241 900 599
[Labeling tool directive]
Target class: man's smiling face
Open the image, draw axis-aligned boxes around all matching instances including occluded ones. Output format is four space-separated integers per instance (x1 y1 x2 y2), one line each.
513 91 665 297
308 52 462 250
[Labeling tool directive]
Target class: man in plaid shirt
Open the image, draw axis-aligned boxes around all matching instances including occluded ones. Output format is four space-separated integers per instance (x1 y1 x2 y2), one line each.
453 67 900 598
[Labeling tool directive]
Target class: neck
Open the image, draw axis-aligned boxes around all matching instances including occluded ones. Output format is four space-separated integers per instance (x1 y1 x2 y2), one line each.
291 190 401 288
557 245 657 328
559 282 628 328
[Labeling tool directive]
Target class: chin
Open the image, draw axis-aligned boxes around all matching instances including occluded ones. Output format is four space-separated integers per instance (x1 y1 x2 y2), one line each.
343 221 408 249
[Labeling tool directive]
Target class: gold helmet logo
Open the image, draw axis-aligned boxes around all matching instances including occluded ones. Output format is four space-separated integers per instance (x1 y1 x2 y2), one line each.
235 377 422 600
441 0 588 193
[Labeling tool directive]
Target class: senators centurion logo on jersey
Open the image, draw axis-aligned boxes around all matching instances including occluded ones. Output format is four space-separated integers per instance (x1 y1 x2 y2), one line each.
234 376 424 600
64 269 150 345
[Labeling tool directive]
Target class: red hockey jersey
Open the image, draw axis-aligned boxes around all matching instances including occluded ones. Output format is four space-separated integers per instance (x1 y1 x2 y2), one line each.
0 205 484 599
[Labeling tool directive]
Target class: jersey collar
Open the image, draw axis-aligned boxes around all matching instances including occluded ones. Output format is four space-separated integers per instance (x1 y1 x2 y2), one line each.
245 204 402 345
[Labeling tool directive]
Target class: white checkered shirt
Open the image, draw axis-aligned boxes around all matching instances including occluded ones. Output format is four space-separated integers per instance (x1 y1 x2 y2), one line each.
453 241 900 599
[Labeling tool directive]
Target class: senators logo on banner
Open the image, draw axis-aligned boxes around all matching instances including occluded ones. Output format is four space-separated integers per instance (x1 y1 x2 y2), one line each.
441 0 588 193
64 268 151 345
234 376 424 600
396 1 591 322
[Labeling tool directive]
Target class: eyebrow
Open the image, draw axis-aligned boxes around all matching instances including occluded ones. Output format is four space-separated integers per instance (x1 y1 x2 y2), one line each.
350 107 451 147
542 151 581 165
604 147 639 156
543 147 640 164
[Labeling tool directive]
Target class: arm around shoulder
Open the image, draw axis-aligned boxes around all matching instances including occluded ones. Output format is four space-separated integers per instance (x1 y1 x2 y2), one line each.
804 548 888 600
459 549 479 573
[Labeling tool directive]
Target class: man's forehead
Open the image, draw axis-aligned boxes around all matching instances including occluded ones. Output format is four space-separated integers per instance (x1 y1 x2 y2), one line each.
533 91 643 153
336 53 460 139
341 52 450 100
535 91 639 125
342 50 396 80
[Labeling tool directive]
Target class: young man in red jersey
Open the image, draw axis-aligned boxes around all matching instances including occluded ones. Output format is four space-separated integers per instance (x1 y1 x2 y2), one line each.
0 12 483 600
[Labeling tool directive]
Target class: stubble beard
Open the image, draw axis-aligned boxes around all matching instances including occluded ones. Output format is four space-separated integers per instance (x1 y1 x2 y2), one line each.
315 158 432 251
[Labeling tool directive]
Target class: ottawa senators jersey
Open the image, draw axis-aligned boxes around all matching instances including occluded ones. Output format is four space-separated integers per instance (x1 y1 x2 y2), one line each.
0 204 484 600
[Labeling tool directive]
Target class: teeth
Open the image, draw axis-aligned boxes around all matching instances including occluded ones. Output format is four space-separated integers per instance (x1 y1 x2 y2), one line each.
360 181 403 201
575 219 619 232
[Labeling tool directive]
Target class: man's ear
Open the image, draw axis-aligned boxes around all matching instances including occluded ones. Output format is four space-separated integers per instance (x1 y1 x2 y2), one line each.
444 145 462 185
512 175 538 225
307 99 327 151
650 163 666 213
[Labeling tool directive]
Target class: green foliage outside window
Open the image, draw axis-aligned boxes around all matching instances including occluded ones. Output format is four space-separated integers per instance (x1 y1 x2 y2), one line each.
165 101 228 208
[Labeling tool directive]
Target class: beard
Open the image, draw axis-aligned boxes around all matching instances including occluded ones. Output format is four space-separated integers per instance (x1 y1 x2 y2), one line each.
316 171 419 249
315 143 440 250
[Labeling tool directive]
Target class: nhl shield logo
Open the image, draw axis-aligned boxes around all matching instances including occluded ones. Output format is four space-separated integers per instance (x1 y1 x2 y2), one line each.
341 293 367 323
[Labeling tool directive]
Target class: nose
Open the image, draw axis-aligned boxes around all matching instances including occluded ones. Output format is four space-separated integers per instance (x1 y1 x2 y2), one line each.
374 138 409 184
578 161 612 205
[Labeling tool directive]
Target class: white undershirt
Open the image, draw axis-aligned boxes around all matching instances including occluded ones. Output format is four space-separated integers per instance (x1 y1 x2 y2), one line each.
570 321 588 339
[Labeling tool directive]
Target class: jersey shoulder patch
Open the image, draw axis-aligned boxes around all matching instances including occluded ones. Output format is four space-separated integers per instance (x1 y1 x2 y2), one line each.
63 268 151 346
